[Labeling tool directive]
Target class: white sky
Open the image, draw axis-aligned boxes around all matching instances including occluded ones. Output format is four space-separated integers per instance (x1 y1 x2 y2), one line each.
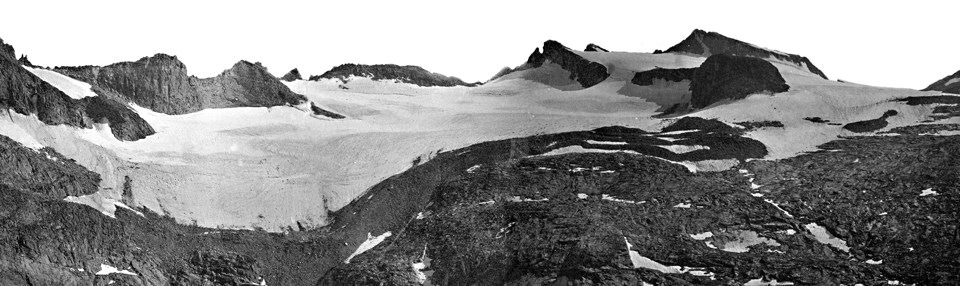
1 0 958 89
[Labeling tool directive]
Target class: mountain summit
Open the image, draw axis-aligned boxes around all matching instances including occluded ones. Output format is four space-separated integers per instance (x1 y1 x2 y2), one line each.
658 29 828 79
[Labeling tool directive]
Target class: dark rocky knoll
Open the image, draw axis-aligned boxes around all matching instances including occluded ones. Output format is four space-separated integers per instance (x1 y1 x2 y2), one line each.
55 55 306 115
281 68 303 81
318 121 960 285
0 37 154 141
491 40 610 88
921 71 960 94
689 54 790 109
309 63 478 87
658 29 828 80
584 43 609 52
631 67 697 86
843 110 899 133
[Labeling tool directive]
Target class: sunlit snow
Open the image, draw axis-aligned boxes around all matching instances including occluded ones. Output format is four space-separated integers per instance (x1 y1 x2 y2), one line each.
95 264 138 276
344 231 393 263
22 66 99 99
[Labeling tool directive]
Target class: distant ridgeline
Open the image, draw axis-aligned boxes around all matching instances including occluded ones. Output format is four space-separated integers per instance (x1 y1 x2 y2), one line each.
307 63 479 87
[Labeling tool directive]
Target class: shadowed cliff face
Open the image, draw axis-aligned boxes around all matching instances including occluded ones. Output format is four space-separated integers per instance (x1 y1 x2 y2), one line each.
0 38 155 141
309 63 477 87
55 56 306 115
689 54 789 109
922 69 960 94
660 29 828 80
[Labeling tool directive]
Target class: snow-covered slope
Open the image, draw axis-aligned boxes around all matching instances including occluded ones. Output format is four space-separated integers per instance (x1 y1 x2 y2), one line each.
2 41 951 234
21 66 98 99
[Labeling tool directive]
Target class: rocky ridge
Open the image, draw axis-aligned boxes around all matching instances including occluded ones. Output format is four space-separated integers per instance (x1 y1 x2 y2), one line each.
309 63 477 87
55 55 306 115
922 69 960 94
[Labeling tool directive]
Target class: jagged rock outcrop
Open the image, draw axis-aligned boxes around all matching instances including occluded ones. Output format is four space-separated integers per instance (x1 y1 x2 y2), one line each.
309 63 477 87
0 37 155 141
280 68 303 81
584 43 609 52
0 135 100 200
659 29 828 80
56 56 306 115
18 55 34 67
539 40 609 87
689 54 789 109
921 69 960 94
631 67 697 86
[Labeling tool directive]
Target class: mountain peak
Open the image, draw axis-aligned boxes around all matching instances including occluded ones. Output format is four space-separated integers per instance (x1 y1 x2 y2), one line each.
584 43 609 52
660 29 828 80
280 68 302 81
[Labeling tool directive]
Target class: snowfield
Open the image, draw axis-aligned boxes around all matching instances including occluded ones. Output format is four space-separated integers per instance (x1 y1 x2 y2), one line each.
2 50 953 232
22 66 98 99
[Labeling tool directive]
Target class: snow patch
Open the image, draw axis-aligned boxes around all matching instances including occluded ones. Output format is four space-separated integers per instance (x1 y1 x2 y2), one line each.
945 77 960 86
866 259 883 265
344 231 393 263
95 264 138 276
763 199 794 218
507 196 549 203
22 66 98 99
744 278 795 285
576 193 588 199
714 230 780 253
585 140 628 145
673 203 692 208
623 237 716 279
658 144 710 154
919 188 938 196
466 164 481 173
804 223 850 252
536 145 641 157
690 231 714 240
601 194 644 204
